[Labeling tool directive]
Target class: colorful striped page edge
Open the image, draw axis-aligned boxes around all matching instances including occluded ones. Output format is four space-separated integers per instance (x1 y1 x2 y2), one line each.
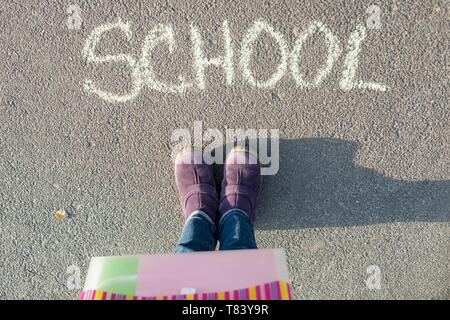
80 280 292 300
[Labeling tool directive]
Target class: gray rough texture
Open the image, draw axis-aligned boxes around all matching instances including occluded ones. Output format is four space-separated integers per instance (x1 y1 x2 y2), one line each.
0 0 449 299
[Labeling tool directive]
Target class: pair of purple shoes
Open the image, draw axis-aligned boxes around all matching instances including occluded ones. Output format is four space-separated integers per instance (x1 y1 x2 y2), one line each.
175 146 261 225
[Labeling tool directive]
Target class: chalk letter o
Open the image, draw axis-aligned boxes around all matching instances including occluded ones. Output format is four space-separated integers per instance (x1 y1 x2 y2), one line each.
240 20 288 89
290 21 341 88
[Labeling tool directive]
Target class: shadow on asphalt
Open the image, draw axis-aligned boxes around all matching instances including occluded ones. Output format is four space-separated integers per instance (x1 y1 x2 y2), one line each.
212 138 450 230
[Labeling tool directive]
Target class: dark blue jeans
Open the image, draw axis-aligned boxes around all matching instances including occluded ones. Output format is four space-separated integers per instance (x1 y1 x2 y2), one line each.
174 209 257 252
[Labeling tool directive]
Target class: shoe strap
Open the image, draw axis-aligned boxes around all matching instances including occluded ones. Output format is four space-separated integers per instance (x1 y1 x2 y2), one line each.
183 183 218 208
220 184 257 213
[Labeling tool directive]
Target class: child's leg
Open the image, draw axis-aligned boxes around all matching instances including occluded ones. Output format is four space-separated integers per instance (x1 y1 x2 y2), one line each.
218 147 260 250
173 147 218 252
217 209 257 250
174 211 217 252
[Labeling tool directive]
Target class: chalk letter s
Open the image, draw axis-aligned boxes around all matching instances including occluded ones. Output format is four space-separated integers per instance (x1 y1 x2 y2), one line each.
82 20 142 102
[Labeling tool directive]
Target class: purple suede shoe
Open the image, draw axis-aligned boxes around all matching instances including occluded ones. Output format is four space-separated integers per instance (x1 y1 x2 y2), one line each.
175 147 218 224
219 146 261 223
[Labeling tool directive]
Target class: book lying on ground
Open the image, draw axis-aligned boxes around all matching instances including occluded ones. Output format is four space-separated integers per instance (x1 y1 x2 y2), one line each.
80 248 292 300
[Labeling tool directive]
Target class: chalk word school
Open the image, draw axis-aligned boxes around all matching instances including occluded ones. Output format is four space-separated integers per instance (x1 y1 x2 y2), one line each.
82 19 388 103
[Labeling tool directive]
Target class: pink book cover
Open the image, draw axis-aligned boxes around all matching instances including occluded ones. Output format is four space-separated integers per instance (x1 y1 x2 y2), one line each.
81 248 292 300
